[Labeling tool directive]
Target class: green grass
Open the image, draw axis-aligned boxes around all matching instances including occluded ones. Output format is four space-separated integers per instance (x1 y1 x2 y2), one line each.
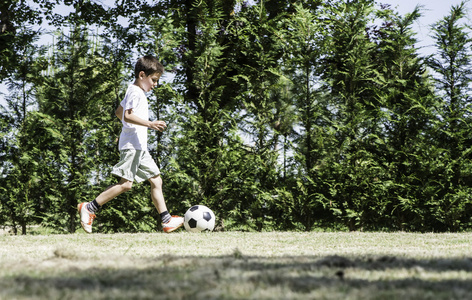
1 231 472 299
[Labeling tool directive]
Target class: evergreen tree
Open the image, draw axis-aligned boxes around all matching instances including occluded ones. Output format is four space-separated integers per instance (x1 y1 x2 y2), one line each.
372 5 436 230
33 26 123 232
427 2 472 231
149 0 245 229
0 0 44 80
321 0 379 230
282 3 330 230
227 2 289 230
0 27 48 234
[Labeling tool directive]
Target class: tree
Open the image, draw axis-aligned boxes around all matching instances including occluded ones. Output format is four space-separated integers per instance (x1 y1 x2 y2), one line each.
228 1 293 230
371 5 436 230
32 25 124 232
281 3 330 230
150 0 245 229
427 2 472 231
0 0 45 80
0 24 48 234
320 0 380 230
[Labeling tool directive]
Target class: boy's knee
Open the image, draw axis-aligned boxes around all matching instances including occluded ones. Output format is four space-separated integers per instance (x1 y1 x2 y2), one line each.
121 180 133 192
149 175 162 187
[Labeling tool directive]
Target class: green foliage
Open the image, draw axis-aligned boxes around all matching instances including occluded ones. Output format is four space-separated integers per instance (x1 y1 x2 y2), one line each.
0 28 48 234
3 0 472 233
0 0 44 80
318 0 382 230
426 2 472 231
280 3 331 230
367 5 437 231
23 25 125 233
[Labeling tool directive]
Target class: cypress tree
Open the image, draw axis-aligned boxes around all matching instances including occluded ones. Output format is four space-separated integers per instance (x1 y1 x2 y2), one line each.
33 26 124 232
427 2 472 231
0 26 47 234
282 3 329 230
372 5 436 230
321 0 379 230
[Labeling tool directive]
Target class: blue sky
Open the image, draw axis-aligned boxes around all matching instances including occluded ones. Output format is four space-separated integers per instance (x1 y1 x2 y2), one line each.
380 0 468 56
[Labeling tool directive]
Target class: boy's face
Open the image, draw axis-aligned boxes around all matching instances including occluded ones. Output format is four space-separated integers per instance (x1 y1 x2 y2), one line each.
138 71 162 92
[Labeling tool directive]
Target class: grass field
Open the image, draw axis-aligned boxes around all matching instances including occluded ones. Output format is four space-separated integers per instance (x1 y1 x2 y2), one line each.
1 230 472 299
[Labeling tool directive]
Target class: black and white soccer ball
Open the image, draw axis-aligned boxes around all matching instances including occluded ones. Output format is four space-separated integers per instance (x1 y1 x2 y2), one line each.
184 205 216 232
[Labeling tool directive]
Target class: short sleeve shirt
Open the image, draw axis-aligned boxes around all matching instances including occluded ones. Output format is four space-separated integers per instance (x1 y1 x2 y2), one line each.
118 84 149 151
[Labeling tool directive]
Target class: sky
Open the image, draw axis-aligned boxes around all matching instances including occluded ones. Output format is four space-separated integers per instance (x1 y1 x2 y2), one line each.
379 0 468 56
0 0 469 105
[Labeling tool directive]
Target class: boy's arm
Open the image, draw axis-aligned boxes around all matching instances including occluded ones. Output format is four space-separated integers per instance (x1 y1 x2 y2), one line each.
115 105 123 121
123 109 167 132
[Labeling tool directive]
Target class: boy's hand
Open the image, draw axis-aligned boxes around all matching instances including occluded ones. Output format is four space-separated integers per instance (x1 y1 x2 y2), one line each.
149 120 167 132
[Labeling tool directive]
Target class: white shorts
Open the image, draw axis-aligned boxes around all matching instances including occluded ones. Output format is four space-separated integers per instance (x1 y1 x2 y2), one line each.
111 150 160 183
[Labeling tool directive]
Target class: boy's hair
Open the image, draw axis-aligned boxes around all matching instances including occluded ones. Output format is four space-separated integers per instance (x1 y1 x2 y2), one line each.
134 55 164 78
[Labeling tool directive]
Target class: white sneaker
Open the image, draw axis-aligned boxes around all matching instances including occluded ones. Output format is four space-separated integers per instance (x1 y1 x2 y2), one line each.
77 203 96 233
162 216 184 233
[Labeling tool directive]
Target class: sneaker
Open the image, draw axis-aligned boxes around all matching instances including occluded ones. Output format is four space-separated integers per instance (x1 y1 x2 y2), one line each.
77 202 96 233
162 215 184 233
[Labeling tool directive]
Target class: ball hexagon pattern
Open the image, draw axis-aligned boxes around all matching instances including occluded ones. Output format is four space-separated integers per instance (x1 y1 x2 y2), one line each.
184 205 216 232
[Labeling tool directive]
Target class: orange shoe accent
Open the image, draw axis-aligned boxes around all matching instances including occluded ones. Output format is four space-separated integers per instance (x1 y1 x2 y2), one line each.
162 215 184 233
77 203 96 233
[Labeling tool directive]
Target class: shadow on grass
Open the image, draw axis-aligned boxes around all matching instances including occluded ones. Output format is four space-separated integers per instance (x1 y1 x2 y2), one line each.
4 254 472 299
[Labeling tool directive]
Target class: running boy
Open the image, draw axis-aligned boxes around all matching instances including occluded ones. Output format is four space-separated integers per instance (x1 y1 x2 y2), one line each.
78 55 183 233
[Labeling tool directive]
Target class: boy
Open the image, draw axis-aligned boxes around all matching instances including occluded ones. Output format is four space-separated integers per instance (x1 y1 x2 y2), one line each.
77 55 184 233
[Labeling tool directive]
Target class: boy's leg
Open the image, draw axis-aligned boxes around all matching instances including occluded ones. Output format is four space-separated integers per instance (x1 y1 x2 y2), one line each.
149 175 167 213
96 178 133 206
78 178 133 233
149 175 183 233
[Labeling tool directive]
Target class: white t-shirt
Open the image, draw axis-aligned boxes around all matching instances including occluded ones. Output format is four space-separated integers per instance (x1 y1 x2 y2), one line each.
118 84 149 151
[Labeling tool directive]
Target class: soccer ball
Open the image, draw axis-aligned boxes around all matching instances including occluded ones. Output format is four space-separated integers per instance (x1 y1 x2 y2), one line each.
184 205 216 232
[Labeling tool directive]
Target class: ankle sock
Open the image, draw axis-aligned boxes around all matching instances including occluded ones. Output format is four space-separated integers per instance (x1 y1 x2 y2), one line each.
160 211 171 223
86 199 101 213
